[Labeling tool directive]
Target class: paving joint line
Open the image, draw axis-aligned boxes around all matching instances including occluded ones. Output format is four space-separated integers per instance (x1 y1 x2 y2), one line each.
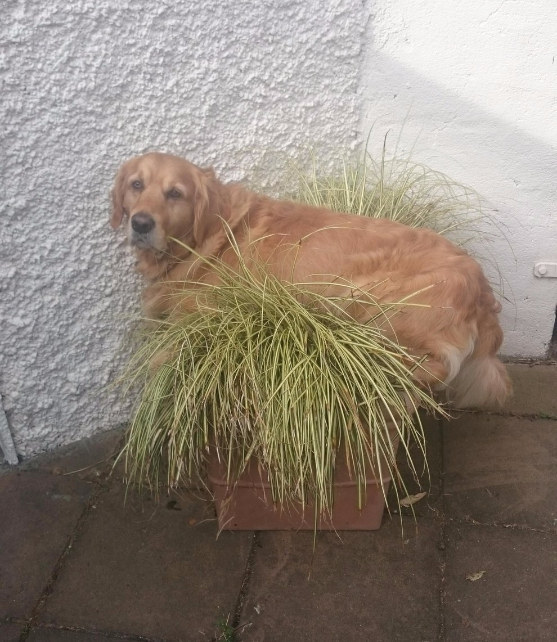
2 616 27 626
502 357 556 366
26 621 161 641
437 414 447 642
447 408 557 421
228 531 260 640
447 514 557 536
19 481 111 642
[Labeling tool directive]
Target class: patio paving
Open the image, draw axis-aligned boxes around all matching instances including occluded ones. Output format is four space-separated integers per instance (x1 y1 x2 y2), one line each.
1 362 556 641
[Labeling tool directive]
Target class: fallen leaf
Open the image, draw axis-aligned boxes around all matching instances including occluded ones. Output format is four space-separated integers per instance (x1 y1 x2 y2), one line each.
399 492 427 507
466 570 486 582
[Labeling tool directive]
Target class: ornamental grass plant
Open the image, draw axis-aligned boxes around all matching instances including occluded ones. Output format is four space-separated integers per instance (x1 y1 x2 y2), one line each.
284 139 493 248
120 237 446 521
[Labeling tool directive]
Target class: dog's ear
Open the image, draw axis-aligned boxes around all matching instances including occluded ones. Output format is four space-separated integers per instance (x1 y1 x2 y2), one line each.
192 167 222 246
110 162 129 229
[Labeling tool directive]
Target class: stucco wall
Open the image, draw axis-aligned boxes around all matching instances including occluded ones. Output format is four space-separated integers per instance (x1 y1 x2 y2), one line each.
1 0 366 457
359 0 557 357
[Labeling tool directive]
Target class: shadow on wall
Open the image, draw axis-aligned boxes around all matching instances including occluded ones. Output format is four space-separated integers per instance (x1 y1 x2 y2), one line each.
357 46 557 357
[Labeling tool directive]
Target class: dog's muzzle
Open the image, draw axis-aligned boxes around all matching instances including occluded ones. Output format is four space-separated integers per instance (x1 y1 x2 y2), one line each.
130 212 157 248
131 212 156 235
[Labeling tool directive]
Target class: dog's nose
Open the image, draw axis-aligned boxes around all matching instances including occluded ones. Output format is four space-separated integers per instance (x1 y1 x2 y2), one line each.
131 212 155 235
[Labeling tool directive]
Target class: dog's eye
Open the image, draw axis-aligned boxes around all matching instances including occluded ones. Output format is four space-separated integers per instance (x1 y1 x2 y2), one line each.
130 179 143 190
166 188 183 200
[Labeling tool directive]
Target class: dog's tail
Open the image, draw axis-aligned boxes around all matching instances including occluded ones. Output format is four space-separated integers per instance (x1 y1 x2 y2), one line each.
449 356 512 409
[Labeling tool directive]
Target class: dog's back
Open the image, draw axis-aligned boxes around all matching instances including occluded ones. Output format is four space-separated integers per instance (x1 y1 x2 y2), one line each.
241 202 511 408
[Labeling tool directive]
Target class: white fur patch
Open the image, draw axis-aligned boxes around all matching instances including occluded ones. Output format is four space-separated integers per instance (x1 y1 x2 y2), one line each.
441 336 476 385
451 357 511 408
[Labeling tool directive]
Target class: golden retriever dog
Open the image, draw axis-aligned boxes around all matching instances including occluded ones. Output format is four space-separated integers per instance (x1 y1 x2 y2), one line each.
111 151 511 408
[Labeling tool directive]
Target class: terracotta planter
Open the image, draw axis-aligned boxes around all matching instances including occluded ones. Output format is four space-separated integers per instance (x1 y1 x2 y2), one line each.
208 421 400 531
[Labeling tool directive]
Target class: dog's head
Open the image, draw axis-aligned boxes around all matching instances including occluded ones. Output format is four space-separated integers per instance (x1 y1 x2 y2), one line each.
110 152 221 256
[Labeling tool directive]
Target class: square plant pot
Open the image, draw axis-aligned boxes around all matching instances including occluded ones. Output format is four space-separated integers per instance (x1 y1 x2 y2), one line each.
208 425 400 531
209 458 392 531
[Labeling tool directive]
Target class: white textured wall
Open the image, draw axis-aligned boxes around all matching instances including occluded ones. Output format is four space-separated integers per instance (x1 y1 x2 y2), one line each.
359 0 557 357
2 0 555 459
1 0 366 457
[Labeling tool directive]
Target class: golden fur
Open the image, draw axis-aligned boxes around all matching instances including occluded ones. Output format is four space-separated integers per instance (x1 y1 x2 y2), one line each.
111 152 511 408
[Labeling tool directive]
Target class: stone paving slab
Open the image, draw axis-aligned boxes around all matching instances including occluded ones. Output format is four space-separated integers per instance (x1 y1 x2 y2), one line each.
40 483 252 641
0 472 93 619
0 621 23 642
26 626 132 640
504 363 557 417
443 414 557 530
444 523 557 641
240 517 443 641
11 429 124 482
387 412 443 519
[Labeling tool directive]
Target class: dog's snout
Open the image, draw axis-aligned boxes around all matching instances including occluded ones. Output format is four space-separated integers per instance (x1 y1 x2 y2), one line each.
131 212 155 235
